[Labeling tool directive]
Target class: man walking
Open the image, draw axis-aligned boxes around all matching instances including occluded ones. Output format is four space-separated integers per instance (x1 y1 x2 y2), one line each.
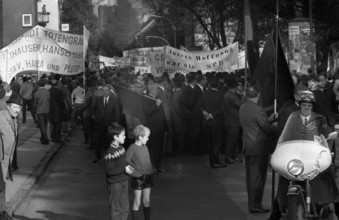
0 94 22 220
19 76 37 123
34 80 50 145
49 79 66 142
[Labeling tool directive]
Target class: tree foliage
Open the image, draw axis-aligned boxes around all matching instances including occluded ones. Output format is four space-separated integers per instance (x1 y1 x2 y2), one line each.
60 0 99 53
100 0 140 55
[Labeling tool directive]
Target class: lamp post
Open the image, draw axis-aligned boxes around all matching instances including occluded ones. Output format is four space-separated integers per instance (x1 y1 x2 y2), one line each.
149 15 176 48
146 35 170 46
37 4 50 27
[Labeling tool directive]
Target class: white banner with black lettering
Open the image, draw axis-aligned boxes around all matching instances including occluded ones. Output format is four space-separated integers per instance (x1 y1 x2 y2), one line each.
0 25 89 83
163 42 238 72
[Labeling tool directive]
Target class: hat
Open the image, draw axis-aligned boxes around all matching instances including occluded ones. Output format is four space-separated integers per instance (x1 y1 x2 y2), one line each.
299 90 315 104
37 79 46 87
6 94 22 106
245 86 259 98
226 75 238 88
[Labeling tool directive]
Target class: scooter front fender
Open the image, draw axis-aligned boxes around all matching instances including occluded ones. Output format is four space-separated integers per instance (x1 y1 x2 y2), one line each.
287 184 303 197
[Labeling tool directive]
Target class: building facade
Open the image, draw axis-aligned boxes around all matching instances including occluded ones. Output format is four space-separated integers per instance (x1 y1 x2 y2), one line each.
0 0 37 48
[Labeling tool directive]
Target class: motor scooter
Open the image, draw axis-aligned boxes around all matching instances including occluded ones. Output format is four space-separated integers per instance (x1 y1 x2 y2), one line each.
270 131 337 219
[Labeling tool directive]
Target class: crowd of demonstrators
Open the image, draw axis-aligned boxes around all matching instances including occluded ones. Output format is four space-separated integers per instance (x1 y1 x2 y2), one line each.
2 64 339 219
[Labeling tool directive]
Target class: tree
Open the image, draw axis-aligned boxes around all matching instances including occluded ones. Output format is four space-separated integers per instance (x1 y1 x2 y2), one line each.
60 0 99 53
101 0 140 54
60 0 97 34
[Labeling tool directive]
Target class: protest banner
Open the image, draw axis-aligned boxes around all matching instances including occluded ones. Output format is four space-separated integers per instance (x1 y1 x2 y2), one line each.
148 51 187 77
99 55 130 68
0 25 89 83
123 46 164 67
163 42 239 72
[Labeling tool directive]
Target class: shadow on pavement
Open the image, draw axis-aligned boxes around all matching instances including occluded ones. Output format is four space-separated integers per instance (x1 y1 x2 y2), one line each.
14 210 90 220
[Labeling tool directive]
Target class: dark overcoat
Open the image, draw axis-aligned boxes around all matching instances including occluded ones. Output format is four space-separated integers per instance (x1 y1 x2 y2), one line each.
49 86 66 123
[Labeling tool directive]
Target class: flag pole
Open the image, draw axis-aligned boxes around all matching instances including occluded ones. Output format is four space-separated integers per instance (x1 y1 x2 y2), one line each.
271 0 279 210
274 0 279 115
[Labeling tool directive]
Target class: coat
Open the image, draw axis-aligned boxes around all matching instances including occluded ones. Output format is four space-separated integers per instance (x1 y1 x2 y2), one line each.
0 110 18 184
92 94 120 124
170 89 188 133
141 95 166 134
313 87 337 126
49 86 66 123
223 90 246 128
239 99 276 156
200 89 224 128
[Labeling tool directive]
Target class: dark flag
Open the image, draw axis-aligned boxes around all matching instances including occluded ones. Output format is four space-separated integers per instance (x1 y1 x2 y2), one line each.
252 27 294 111
244 0 258 73
113 84 156 124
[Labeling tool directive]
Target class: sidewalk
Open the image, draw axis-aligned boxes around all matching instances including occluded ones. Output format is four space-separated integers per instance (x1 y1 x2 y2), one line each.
6 115 71 215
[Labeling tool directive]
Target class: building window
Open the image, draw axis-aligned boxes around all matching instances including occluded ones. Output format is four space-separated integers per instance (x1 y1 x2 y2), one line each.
22 14 32 27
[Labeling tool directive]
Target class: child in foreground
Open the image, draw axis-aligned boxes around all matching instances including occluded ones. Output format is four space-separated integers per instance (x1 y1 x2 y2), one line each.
126 125 154 220
104 123 140 220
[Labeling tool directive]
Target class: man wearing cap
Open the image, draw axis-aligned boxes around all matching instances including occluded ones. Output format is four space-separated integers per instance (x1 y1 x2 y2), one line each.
276 90 338 219
0 94 22 220
223 75 246 164
239 86 277 214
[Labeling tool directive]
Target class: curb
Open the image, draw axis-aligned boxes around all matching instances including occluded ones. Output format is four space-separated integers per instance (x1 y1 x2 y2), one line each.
7 127 76 216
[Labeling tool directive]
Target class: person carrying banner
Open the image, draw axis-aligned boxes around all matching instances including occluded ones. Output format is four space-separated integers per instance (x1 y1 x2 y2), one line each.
141 83 166 174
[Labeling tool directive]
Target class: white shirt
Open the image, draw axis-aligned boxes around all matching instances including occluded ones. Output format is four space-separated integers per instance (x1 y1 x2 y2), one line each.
71 86 85 104
300 115 311 125
104 96 109 106
197 84 204 92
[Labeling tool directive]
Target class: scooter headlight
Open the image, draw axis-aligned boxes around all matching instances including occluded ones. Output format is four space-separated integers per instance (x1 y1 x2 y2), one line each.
287 159 304 176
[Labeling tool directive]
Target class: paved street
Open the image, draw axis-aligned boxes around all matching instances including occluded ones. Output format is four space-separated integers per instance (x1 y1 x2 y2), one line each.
12 124 272 220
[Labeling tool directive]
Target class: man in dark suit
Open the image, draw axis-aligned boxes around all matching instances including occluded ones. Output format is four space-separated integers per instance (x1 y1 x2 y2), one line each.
182 73 197 113
223 75 246 164
142 83 166 174
182 73 196 152
92 85 120 163
239 86 277 214
200 77 225 168
156 77 172 157
188 74 206 155
49 79 66 142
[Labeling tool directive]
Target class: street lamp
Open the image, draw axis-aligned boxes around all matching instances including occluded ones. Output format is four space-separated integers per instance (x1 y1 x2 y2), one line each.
37 4 50 27
149 15 176 48
146 36 170 46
